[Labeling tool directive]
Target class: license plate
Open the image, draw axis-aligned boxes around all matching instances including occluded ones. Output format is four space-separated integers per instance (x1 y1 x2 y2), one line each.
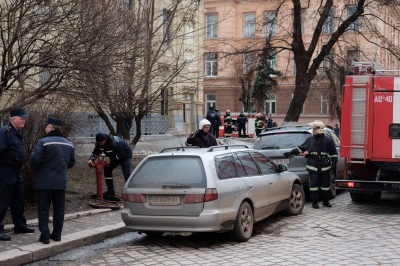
273 159 290 165
148 195 181 206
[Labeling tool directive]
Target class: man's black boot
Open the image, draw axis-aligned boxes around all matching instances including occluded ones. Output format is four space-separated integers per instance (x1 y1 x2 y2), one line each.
104 179 115 196
312 201 319 209
323 200 332 207
0 232 11 241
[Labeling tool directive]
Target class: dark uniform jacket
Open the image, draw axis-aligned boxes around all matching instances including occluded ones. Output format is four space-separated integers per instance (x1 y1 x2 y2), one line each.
30 130 76 189
255 118 264 130
0 123 26 181
224 113 232 126
206 110 221 127
237 114 247 125
291 134 338 173
90 134 132 161
185 130 218 148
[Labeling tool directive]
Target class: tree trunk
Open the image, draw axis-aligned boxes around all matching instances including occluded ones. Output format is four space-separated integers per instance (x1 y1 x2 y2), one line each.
284 73 312 122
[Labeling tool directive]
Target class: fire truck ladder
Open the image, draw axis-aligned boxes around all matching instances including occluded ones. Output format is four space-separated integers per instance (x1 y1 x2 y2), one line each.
348 80 370 164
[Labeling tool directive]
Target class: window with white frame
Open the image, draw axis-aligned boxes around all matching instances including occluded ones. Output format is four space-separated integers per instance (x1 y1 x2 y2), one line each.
36 0 50 14
206 14 218 38
347 6 359 31
206 94 216 112
301 9 306 35
323 8 335 34
266 93 276 115
243 52 255 74
346 49 359 65
265 12 276 37
319 52 334 74
38 52 51 86
292 92 304 114
205 53 217 77
321 93 329 114
163 9 172 45
244 13 255 38
267 50 277 70
292 58 296 75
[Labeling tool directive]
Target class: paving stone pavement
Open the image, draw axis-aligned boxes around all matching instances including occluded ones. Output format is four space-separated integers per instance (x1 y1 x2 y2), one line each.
42 190 400 266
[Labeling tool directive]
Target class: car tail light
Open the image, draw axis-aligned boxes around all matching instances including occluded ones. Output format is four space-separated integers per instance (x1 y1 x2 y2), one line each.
336 181 355 188
122 192 147 203
184 188 218 204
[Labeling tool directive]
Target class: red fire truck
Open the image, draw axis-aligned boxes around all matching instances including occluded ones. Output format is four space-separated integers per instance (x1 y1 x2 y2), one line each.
336 62 400 202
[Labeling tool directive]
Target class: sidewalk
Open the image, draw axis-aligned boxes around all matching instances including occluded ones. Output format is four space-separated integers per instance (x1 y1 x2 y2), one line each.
0 134 250 266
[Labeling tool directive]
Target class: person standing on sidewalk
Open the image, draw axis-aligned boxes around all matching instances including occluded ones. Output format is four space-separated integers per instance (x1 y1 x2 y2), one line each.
88 133 133 196
0 108 35 242
254 113 264 136
30 117 76 244
283 120 337 209
224 109 233 138
237 111 248 137
206 106 221 138
186 119 218 148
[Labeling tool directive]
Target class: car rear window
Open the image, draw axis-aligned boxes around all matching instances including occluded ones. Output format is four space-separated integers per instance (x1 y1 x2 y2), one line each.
128 156 206 188
253 132 310 149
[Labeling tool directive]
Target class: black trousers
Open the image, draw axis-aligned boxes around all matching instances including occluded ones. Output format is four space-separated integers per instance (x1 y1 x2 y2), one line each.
255 129 262 136
0 177 28 232
37 189 65 240
104 157 132 181
225 126 232 137
309 171 332 201
238 124 246 137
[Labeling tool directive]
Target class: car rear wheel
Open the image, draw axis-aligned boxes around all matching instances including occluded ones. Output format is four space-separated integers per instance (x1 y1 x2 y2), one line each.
286 184 305 216
350 192 366 203
229 201 253 242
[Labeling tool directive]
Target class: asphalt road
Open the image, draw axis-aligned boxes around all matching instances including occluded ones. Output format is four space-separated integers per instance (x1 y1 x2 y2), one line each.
29 190 400 265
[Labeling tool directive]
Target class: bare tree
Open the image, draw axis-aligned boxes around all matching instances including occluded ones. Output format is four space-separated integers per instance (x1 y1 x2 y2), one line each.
77 0 202 147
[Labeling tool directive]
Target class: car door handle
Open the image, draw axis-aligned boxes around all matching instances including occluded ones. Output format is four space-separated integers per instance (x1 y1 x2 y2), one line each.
248 186 254 190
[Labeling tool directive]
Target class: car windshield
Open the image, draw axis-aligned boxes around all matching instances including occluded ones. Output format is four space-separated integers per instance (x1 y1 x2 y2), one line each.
253 132 310 149
128 156 206 188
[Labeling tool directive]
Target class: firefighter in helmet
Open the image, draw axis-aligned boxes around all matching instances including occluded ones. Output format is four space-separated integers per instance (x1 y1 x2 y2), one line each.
283 120 338 209
254 113 264 136
224 109 233 138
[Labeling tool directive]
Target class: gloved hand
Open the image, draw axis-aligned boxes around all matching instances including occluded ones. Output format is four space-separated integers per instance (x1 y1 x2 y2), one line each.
283 151 293 158
87 159 94 168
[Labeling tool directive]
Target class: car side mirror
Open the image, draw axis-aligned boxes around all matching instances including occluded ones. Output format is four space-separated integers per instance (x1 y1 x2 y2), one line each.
276 164 288 173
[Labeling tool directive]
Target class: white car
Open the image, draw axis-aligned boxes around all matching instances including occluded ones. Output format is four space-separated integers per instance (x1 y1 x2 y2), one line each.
121 145 305 242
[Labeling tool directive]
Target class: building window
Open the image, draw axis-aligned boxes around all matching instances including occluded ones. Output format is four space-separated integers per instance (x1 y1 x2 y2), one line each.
206 14 218 38
267 50 277 70
301 9 306 35
244 13 255 38
347 6 359 31
319 52 334 74
321 93 329 114
36 0 50 14
161 88 169 115
266 93 276 115
163 9 172 45
206 94 216 112
346 49 359 65
38 52 51 86
323 8 335 34
205 53 217 77
243 52 255 74
292 92 304 114
292 58 296 75
265 12 276 37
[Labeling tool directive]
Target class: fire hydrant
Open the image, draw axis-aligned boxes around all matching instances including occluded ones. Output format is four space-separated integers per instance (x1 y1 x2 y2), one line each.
88 156 121 210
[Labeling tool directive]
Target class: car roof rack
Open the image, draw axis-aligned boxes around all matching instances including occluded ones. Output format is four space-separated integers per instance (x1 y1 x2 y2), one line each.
207 145 249 152
159 146 200 153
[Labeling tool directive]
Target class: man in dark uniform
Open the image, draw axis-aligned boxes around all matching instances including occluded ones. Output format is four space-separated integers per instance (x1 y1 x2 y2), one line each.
186 119 218 148
224 109 233 138
254 113 264 136
284 120 338 209
88 133 133 196
206 106 221 138
0 108 35 241
215 109 221 138
30 117 76 244
237 111 248 137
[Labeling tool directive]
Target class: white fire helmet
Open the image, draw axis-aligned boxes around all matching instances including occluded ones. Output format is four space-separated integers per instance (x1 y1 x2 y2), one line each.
257 113 262 117
226 109 230 113
199 119 211 130
309 120 325 134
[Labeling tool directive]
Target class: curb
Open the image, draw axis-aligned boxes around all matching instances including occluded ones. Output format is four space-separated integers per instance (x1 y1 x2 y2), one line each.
0 222 129 266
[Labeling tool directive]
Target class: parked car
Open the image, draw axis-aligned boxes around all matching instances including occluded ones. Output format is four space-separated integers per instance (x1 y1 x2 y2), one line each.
252 125 344 197
121 145 305 242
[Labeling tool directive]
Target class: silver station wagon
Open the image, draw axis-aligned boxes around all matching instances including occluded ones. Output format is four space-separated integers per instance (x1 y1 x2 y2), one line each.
121 145 305 242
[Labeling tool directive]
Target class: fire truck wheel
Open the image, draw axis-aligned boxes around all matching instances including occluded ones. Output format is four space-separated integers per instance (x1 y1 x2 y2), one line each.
350 192 366 203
